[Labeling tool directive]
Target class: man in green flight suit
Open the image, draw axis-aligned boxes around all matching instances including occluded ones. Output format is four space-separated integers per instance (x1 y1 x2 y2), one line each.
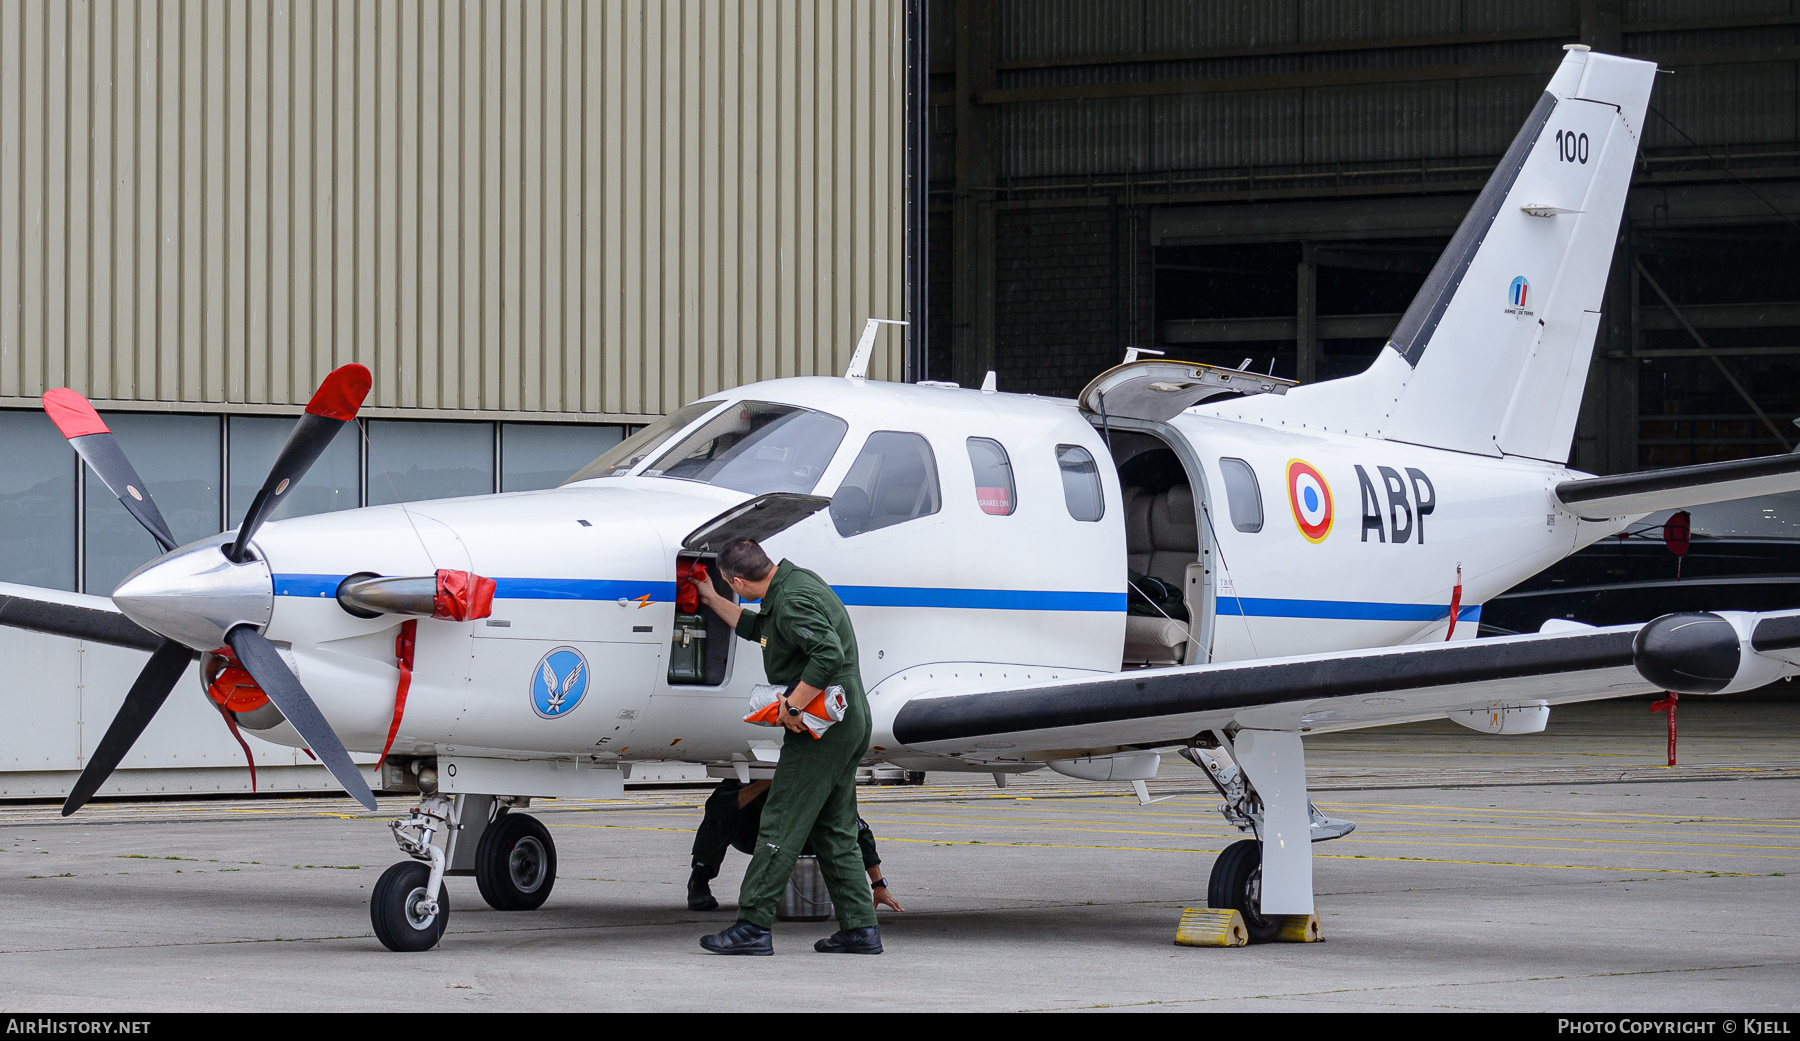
688 537 883 956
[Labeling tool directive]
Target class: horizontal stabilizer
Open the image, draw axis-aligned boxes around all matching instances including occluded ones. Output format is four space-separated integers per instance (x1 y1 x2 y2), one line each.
1555 454 1800 518
0 582 160 651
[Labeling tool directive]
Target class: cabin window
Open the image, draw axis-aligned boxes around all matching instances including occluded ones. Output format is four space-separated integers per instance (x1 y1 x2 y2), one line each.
831 432 942 537
642 401 848 495
1056 444 1105 522
1219 457 1264 533
966 438 1016 516
565 399 721 482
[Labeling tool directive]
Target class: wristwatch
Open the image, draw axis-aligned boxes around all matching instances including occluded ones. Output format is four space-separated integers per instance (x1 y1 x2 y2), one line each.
784 700 801 717
872 878 888 888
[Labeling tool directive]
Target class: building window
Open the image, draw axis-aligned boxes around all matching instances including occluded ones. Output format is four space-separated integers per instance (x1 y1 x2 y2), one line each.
228 415 361 528
0 411 75 591
1218 457 1264 533
1056 444 1104 522
831 431 942 537
501 423 626 492
365 420 496 505
966 437 1016 516
85 414 221 595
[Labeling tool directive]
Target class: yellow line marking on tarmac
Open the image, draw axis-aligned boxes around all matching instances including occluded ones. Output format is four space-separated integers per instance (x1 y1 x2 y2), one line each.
1319 801 1800 825
1315 852 1764 875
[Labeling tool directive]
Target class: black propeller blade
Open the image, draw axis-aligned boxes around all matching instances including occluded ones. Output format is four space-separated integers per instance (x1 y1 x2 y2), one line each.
61 639 198 815
226 363 371 564
226 625 378 811
41 388 178 552
44 366 379 814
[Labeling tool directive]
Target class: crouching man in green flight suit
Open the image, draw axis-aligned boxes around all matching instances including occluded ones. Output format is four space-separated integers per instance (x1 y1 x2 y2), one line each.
688 537 882 956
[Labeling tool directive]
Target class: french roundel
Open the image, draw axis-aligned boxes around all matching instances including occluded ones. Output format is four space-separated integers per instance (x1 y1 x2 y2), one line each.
1286 460 1333 543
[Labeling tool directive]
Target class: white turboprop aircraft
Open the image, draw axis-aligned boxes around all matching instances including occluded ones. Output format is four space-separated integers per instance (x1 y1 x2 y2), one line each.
5 47 1799 952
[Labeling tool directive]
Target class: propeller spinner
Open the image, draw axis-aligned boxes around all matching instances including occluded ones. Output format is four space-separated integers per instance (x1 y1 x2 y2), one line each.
43 365 378 814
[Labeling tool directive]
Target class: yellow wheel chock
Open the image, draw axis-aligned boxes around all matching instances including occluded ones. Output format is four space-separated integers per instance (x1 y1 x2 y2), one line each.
1275 910 1324 943
1174 907 1247 947
1174 907 1324 947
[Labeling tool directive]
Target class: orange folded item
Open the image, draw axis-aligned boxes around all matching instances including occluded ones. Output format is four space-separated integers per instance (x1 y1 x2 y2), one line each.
744 683 848 739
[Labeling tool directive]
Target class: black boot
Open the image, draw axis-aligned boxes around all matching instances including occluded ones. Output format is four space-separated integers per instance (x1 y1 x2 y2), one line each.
813 925 883 954
700 919 772 956
687 867 719 911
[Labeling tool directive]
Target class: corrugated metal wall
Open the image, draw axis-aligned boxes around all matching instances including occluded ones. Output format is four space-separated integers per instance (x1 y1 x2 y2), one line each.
0 0 907 422
982 0 1800 181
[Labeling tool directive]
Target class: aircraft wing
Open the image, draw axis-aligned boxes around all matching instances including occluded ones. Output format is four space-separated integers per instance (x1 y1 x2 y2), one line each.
0 581 160 651
891 623 1669 758
1555 454 1800 519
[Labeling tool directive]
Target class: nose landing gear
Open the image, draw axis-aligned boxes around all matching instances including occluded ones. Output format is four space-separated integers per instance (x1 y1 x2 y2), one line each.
371 860 451 952
372 792 561 951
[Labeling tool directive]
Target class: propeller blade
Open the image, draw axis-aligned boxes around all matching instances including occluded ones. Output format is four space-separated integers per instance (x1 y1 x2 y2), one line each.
226 364 372 563
225 625 378 810
41 388 178 552
62 638 198 815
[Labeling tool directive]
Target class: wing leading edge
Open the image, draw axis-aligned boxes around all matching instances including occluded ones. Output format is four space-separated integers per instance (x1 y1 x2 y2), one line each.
890 625 1652 757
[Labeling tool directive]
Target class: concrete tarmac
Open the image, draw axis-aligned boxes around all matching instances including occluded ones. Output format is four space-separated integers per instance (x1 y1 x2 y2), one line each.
1 702 1797 1012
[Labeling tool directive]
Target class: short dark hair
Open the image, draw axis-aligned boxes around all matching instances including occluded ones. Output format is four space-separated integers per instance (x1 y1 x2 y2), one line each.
717 538 775 582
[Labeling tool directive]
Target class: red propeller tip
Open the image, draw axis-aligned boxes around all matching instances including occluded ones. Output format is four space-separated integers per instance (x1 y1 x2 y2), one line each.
304 364 373 421
41 388 109 439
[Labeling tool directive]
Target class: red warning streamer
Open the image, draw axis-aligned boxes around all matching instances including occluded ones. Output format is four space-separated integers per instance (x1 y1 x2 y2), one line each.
1651 691 1678 767
377 620 419 770
1444 564 1464 641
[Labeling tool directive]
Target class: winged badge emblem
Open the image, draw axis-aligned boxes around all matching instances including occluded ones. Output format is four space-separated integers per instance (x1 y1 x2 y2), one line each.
531 647 590 719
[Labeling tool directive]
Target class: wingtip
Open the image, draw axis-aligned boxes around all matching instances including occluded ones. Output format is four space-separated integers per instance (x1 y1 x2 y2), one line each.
304 363 374 421
41 387 110 439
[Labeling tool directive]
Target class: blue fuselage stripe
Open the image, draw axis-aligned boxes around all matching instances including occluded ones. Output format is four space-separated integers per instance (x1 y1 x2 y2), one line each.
271 574 1120 612
273 573 1474 622
1219 596 1482 623
832 586 1126 612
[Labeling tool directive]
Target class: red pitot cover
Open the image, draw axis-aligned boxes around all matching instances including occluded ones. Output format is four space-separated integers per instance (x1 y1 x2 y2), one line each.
676 560 710 614
434 570 497 621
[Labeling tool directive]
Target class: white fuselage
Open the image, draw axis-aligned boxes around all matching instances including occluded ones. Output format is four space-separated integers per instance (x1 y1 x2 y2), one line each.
238 376 1628 772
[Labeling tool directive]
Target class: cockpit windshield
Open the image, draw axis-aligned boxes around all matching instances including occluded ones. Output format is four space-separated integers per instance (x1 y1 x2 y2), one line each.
644 400 848 495
562 400 723 483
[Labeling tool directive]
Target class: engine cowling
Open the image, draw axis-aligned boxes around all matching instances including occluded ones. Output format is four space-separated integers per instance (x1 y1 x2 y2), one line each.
1633 611 1792 695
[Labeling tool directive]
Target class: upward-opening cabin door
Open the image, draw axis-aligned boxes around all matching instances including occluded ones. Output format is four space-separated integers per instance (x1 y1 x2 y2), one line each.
1078 360 1295 666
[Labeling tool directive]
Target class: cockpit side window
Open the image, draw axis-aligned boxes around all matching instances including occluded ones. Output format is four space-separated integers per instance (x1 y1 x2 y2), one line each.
966 437 1016 516
643 401 848 496
1219 457 1264 533
831 432 942 537
563 399 722 483
1056 444 1105 522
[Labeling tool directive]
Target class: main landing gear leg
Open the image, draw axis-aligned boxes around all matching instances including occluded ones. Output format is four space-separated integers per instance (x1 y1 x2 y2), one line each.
1180 730 1347 945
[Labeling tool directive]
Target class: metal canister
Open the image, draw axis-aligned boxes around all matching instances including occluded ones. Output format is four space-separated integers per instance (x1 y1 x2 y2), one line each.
775 855 834 921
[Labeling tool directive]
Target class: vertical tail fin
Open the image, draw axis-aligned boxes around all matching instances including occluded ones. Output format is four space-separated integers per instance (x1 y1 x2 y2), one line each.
1344 48 1656 461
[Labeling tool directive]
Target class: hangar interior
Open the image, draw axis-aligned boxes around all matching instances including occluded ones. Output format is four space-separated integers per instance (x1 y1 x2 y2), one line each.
926 0 1800 481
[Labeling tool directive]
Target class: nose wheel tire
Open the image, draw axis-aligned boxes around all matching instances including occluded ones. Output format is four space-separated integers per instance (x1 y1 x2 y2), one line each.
475 811 557 911
371 860 450 952
1208 838 1281 944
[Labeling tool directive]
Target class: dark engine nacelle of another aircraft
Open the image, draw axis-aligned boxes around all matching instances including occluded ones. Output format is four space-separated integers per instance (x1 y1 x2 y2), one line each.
1632 611 1796 695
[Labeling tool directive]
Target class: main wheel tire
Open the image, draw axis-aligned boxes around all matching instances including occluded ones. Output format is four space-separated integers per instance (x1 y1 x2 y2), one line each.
475 811 557 911
371 860 450 952
1207 838 1282 944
